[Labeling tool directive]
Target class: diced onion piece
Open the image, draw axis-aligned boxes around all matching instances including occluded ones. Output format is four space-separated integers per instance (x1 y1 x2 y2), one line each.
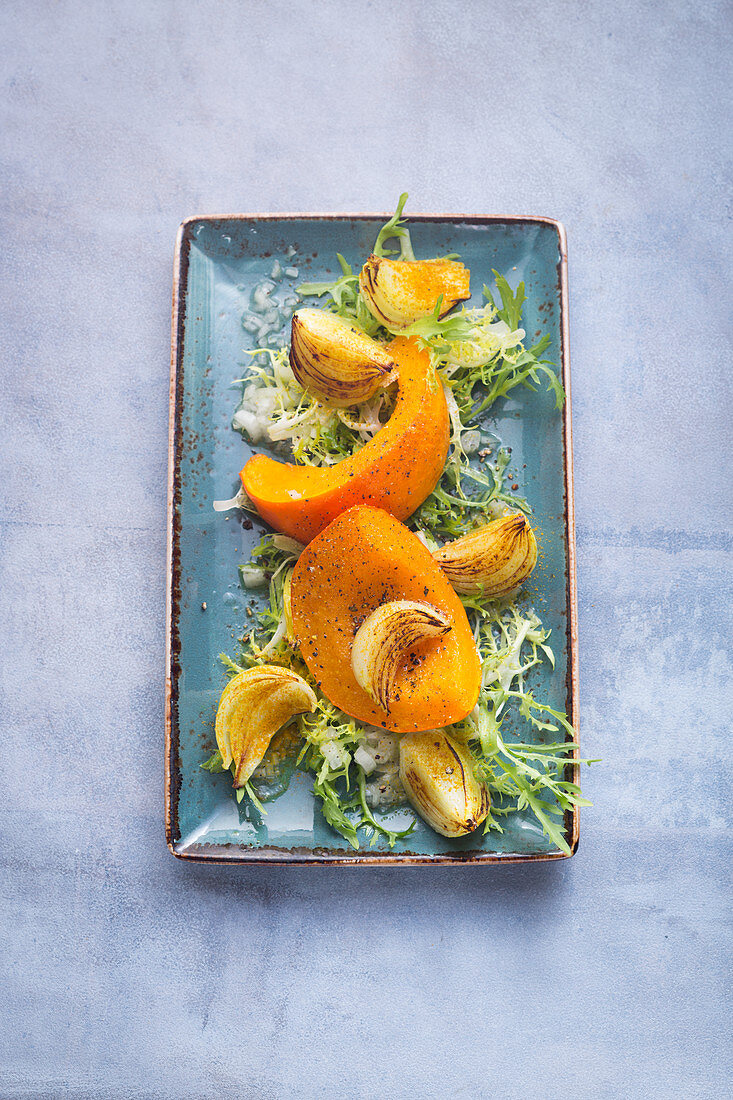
232 407 268 442
321 739 349 770
354 745 377 775
239 566 268 589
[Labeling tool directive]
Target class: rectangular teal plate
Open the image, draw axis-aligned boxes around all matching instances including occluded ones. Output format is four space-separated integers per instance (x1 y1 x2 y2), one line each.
165 213 579 864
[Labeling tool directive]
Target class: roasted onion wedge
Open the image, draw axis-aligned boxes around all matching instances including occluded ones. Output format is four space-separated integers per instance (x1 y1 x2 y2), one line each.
399 730 490 837
215 665 316 788
434 514 538 598
350 600 451 713
359 255 470 328
289 308 394 406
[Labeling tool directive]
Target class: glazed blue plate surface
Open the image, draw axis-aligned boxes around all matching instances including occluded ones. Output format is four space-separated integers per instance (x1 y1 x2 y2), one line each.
166 214 578 863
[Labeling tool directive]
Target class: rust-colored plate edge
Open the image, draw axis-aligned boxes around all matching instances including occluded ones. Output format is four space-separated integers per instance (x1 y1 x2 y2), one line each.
556 221 580 857
175 211 568 231
165 212 579 865
170 845 572 865
165 220 188 855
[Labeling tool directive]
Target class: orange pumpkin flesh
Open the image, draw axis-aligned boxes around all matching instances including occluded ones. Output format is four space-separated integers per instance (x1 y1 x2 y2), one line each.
240 337 448 543
290 506 481 733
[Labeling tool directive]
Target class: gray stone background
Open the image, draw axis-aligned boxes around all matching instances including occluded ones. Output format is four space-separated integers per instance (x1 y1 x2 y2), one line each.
2 1 731 1097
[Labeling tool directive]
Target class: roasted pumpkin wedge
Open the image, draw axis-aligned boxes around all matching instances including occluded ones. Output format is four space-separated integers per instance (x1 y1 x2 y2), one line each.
290 506 481 733
241 337 448 543
359 255 471 328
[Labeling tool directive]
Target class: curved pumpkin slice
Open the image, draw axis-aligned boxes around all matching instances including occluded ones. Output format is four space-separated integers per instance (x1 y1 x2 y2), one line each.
290 506 481 733
360 255 470 328
241 337 448 543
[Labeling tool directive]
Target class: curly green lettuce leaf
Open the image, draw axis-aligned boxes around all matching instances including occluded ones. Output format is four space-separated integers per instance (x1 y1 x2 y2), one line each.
200 749 225 773
297 253 362 317
391 294 475 348
372 191 416 261
447 599 597 854
485 270 526 331
468 704 594 856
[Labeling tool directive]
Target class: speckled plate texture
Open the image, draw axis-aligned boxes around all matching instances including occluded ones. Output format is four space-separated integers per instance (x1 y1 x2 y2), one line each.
166 213 578 864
